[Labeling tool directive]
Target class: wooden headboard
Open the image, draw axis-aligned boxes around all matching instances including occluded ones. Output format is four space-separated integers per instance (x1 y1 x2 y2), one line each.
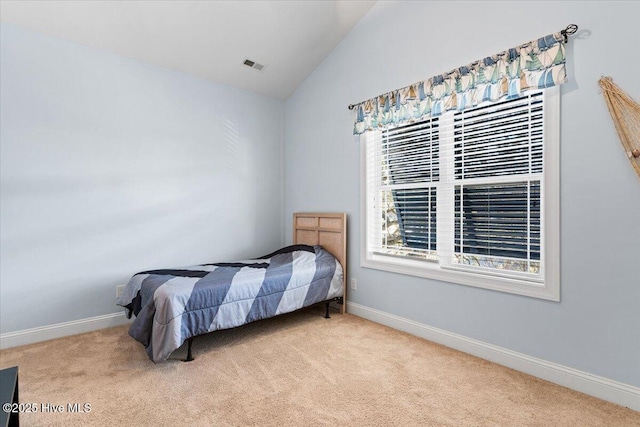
293 212 347 313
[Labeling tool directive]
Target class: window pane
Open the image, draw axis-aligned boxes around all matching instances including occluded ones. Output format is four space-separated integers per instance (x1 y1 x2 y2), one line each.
383 119 439 184
372 117 439 261
378 187 437 260
454 181 540 273
454 93 543 179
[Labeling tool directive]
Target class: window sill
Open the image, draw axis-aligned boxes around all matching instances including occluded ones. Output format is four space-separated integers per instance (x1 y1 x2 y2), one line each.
361 253 559 301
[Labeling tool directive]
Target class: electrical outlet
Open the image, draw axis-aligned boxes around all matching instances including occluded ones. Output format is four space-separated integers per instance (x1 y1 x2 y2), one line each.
350 278 357 290
116 285 125 299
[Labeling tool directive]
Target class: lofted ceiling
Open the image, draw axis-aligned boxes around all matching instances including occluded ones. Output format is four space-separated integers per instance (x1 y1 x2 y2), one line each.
0 0 376 99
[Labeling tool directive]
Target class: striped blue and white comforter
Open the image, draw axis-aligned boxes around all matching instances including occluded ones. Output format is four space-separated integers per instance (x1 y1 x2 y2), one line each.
117 245 343 362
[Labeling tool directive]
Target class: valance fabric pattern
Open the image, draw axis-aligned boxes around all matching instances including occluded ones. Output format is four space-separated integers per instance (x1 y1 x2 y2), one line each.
353 32 567 135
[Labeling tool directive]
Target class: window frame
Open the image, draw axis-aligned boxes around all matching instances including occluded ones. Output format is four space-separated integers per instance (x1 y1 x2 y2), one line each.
360 86 560 301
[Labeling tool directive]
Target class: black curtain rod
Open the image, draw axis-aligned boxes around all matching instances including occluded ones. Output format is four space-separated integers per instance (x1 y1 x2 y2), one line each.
347 24 579 110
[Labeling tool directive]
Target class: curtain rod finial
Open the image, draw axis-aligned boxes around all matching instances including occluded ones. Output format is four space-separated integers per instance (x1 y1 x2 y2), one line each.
561 24 578 42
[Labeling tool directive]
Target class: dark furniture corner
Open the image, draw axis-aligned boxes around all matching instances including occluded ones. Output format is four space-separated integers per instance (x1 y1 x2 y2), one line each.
0 366 19 427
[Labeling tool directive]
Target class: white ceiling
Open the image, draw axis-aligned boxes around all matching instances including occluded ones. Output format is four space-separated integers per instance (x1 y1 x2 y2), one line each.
0 0 376 99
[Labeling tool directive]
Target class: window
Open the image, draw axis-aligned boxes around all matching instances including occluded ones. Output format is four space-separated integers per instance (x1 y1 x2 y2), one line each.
361 87 560 300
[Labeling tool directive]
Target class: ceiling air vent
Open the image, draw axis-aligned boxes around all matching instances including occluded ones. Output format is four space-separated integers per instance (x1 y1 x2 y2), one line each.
243 59 265 71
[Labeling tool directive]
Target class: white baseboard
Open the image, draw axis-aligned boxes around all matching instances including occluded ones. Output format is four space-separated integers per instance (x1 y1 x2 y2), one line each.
0 312 131 349
347 302 640 412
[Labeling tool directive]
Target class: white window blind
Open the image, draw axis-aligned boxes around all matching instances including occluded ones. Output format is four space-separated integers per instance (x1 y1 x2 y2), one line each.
363 88 560 299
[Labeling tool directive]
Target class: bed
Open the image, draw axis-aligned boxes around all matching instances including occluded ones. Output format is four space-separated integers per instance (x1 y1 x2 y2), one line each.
116 212 347 363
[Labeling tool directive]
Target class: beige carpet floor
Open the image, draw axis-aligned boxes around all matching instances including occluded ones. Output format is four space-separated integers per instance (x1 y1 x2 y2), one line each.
1 306 638 427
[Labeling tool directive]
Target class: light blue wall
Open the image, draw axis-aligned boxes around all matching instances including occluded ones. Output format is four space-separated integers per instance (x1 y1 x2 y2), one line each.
0 24 285 333
285 1 640 386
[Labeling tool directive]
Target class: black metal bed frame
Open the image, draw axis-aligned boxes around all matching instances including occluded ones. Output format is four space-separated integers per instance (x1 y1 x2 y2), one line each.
183 296 344 362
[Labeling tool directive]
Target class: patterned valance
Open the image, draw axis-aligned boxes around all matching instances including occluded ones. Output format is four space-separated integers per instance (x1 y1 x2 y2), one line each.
353 32 568 135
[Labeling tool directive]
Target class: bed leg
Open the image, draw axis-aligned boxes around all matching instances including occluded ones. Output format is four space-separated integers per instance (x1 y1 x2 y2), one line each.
324 301 331 319
184 337 194 362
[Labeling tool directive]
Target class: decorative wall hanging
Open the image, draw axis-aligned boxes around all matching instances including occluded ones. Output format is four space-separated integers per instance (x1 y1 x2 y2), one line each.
598 77 640 178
